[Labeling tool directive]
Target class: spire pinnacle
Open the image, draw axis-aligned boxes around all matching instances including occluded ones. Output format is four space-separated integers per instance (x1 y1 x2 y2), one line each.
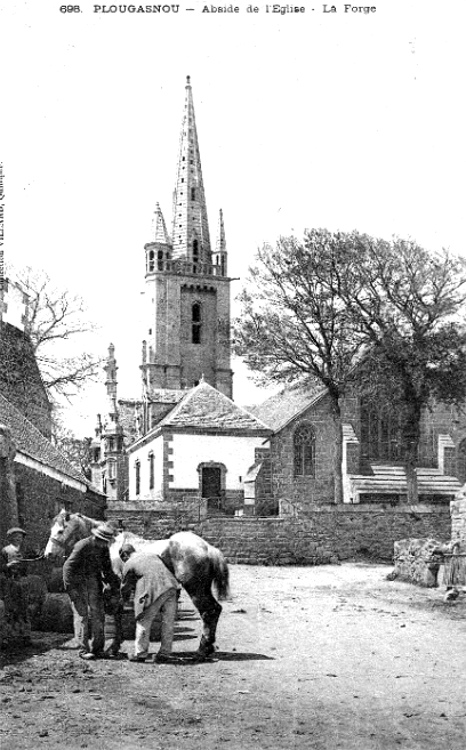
215 209 226 254
151 202 170 244
213 208 228 276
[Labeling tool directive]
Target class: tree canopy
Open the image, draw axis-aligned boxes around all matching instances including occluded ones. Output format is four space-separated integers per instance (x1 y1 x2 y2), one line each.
234 229 466 502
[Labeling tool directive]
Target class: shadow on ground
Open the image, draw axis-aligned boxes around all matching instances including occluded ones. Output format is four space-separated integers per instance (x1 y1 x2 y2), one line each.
0 632 72 668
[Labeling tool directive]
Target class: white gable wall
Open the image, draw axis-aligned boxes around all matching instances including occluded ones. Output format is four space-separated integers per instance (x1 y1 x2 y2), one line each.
171 433 264 490
129 433 164 500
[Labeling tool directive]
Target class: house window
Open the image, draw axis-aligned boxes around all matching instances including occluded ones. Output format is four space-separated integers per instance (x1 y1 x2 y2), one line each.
135 460 141 496
149 452 155 490
192 302 201 344
294 424 315 476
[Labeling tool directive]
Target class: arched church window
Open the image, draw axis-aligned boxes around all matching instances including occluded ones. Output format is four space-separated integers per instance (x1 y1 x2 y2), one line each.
148 250 155 273
360 401 403 461
108 460 116 481
294 424 315 477
135 460 141 496
192 302 202 344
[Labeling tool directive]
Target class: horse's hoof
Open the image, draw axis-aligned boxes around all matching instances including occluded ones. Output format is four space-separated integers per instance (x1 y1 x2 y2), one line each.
196 643 216 659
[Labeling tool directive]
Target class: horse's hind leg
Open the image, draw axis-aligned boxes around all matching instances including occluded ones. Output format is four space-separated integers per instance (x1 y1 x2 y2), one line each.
183 583 222 658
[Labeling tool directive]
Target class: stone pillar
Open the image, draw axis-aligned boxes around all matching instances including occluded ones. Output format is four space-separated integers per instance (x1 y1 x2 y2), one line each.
0 422 18 538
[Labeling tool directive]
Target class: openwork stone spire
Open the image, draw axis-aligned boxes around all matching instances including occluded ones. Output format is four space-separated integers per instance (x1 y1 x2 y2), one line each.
171 76 211 263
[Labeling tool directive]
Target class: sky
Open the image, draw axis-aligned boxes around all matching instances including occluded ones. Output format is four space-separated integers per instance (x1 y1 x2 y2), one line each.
1 1 465 435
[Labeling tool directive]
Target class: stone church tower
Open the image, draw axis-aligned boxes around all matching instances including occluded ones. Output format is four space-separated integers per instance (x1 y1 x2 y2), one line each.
140 76 233 429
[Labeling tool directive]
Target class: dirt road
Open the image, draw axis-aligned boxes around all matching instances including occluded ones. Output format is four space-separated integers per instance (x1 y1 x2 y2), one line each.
1 563 466 750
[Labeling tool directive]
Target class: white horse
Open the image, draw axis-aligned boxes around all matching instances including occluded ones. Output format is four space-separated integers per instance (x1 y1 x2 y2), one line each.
44 510 230 657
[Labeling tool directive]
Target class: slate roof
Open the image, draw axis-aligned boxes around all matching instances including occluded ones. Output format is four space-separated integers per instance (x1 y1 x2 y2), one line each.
248 382 327 432
158 382 271 431
0 393 88 485
128 382 271 451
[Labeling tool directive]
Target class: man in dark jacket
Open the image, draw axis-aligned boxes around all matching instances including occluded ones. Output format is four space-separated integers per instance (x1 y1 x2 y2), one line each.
63 523 119 660
120 544 180 663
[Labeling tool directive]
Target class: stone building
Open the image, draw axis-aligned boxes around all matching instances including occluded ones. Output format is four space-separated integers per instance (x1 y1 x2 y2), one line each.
250 381 463 512
0 279 105 551
91 77 465 540
91 77 236 509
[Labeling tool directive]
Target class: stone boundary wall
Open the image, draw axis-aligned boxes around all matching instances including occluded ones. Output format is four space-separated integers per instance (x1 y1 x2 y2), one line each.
108 504 450 565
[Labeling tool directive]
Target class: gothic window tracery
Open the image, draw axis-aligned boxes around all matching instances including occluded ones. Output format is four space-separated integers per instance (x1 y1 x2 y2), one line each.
360 402 403 461
294 423 315 477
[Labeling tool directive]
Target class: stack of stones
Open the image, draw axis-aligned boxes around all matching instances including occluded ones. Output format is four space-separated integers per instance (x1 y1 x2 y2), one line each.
393 538 446 587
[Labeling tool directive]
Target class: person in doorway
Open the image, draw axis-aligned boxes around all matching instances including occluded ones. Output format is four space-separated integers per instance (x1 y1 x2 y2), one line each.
63 523 119 660
119 543 180 664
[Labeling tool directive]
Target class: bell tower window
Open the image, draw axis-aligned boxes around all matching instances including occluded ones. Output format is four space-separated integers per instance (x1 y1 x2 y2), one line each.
192 302 202 344
148 250 155 273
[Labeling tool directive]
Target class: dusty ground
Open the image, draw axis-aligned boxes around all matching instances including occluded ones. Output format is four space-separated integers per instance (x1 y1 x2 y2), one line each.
1 563 466 750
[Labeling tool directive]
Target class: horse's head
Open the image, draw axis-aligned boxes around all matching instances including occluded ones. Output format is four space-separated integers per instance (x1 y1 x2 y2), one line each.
44 510 91 561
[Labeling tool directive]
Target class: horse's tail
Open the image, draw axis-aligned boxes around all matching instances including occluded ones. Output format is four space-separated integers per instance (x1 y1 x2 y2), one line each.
209 546 230 600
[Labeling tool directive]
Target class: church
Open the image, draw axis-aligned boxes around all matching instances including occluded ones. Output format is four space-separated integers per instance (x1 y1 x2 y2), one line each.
90 77 466 536
90 76 273 522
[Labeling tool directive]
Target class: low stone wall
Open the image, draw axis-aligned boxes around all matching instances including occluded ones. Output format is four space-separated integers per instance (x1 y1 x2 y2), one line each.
392 538 444 587
106 504 450 565
196 506 450 565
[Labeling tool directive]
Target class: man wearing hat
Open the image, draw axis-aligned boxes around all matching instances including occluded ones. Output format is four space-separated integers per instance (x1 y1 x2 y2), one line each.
2 527 28 574
1 528 31 646
63 523 119 660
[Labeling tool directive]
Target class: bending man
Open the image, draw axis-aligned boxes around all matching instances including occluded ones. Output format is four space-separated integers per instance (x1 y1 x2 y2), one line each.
120 543 180 664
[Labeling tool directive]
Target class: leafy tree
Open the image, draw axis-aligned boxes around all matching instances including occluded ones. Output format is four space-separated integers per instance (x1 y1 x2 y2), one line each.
331 234 466 501
9 265 103 404
233 232 369 503
234 230 466 504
